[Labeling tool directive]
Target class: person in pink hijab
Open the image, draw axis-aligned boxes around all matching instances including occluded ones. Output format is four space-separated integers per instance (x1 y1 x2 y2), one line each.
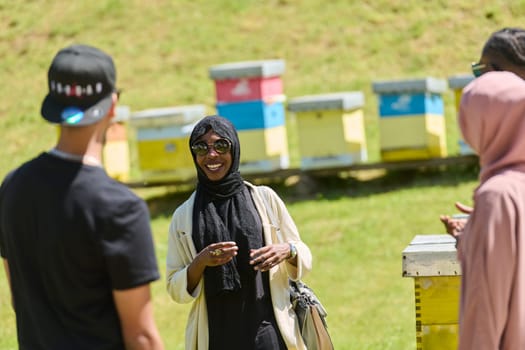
440 27 525 236
456 71 525 349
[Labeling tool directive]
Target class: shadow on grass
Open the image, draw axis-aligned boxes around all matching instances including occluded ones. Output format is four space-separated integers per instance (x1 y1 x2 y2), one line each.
144 162 479 219
144 187 194 220
275 162 480 203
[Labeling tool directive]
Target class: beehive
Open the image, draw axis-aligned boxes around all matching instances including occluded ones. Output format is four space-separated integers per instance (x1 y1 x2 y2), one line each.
103 106 131 182
209 59 285 103
288 92 367 170
129 105 206 182
373 78 448 161
448 75 475 155
402 234 461 350
210 59 289 174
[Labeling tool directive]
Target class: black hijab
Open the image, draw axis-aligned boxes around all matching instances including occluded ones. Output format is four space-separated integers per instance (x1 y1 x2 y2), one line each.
190 115 263 296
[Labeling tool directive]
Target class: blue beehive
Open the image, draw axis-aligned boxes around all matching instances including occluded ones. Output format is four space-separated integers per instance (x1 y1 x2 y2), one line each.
216 98 286 131
372 77 448 161
210 60 289 174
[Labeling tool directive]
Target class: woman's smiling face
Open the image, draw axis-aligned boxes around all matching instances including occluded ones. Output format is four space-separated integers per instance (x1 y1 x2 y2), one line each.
194 129 232 181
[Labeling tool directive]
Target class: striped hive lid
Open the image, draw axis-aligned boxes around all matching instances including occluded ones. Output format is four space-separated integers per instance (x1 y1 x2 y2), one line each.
130 105 206 127
209 59 285 80
372 77 447 94
402 234 461 277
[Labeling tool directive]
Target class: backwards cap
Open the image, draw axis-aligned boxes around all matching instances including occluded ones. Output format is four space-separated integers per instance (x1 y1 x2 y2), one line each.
41 44 117 126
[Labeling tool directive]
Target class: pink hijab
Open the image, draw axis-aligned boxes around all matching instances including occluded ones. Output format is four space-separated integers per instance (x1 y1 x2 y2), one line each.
459 71 525 183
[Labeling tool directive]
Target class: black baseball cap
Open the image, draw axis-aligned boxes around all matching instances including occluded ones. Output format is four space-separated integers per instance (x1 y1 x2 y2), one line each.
41 44 117 126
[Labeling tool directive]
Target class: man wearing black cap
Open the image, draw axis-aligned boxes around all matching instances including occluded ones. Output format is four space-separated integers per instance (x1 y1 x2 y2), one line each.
0 44 164 349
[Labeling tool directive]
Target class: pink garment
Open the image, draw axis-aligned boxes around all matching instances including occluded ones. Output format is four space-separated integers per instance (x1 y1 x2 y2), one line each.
459 71 525 182
457 71 525 350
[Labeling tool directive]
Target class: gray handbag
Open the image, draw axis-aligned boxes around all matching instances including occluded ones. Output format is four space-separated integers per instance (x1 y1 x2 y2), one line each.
289 279 334 350
257 186 334 349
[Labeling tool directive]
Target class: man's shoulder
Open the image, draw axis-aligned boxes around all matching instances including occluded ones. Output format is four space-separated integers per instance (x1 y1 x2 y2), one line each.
0 154 45 192
95 178 144 208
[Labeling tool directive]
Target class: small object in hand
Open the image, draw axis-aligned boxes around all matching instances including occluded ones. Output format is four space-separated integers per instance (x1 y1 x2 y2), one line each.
452 214 470 220
210 248 223 257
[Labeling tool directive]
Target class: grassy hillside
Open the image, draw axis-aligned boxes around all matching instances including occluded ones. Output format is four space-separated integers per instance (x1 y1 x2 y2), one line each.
2 1 525 179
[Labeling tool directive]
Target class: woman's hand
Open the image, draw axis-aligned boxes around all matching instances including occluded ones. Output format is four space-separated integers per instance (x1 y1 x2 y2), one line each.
249 243 291 272
199 241 238 267
455 202 473 214
186 241 238 294
440 215 467 239
440 202 473 239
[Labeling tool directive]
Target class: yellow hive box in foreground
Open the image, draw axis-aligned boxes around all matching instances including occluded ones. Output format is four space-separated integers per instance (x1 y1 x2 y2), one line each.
402 234 461 350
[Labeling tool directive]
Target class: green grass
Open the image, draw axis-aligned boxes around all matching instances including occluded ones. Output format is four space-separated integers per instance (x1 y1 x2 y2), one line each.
1 166 478 349
0 0 517 348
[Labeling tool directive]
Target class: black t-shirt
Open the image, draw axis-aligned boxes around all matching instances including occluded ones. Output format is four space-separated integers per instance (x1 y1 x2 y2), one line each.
0 153 160 350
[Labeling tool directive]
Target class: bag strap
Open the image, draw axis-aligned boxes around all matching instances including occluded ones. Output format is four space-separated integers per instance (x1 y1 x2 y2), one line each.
258 187 334 349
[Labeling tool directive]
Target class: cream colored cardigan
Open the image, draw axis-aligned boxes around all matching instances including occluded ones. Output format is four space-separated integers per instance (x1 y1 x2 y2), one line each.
166 182 312 350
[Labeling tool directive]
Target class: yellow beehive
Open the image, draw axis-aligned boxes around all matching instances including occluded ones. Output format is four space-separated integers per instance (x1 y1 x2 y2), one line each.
448 75 475 155
130 105 206 183
288 92 367 170
379 114 446 161
237 125 289 174
373 78 448 161
103 106 131 182
402 234 461 350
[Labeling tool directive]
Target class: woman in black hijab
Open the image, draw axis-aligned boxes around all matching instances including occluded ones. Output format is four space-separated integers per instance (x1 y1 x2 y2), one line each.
166 116 312 350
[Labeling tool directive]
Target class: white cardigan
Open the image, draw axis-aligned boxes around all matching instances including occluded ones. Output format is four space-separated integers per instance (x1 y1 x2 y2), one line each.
166 182 312 350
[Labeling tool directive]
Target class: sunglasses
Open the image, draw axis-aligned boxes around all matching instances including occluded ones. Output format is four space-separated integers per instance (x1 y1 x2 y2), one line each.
191 138 232 156
471 62 502 78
